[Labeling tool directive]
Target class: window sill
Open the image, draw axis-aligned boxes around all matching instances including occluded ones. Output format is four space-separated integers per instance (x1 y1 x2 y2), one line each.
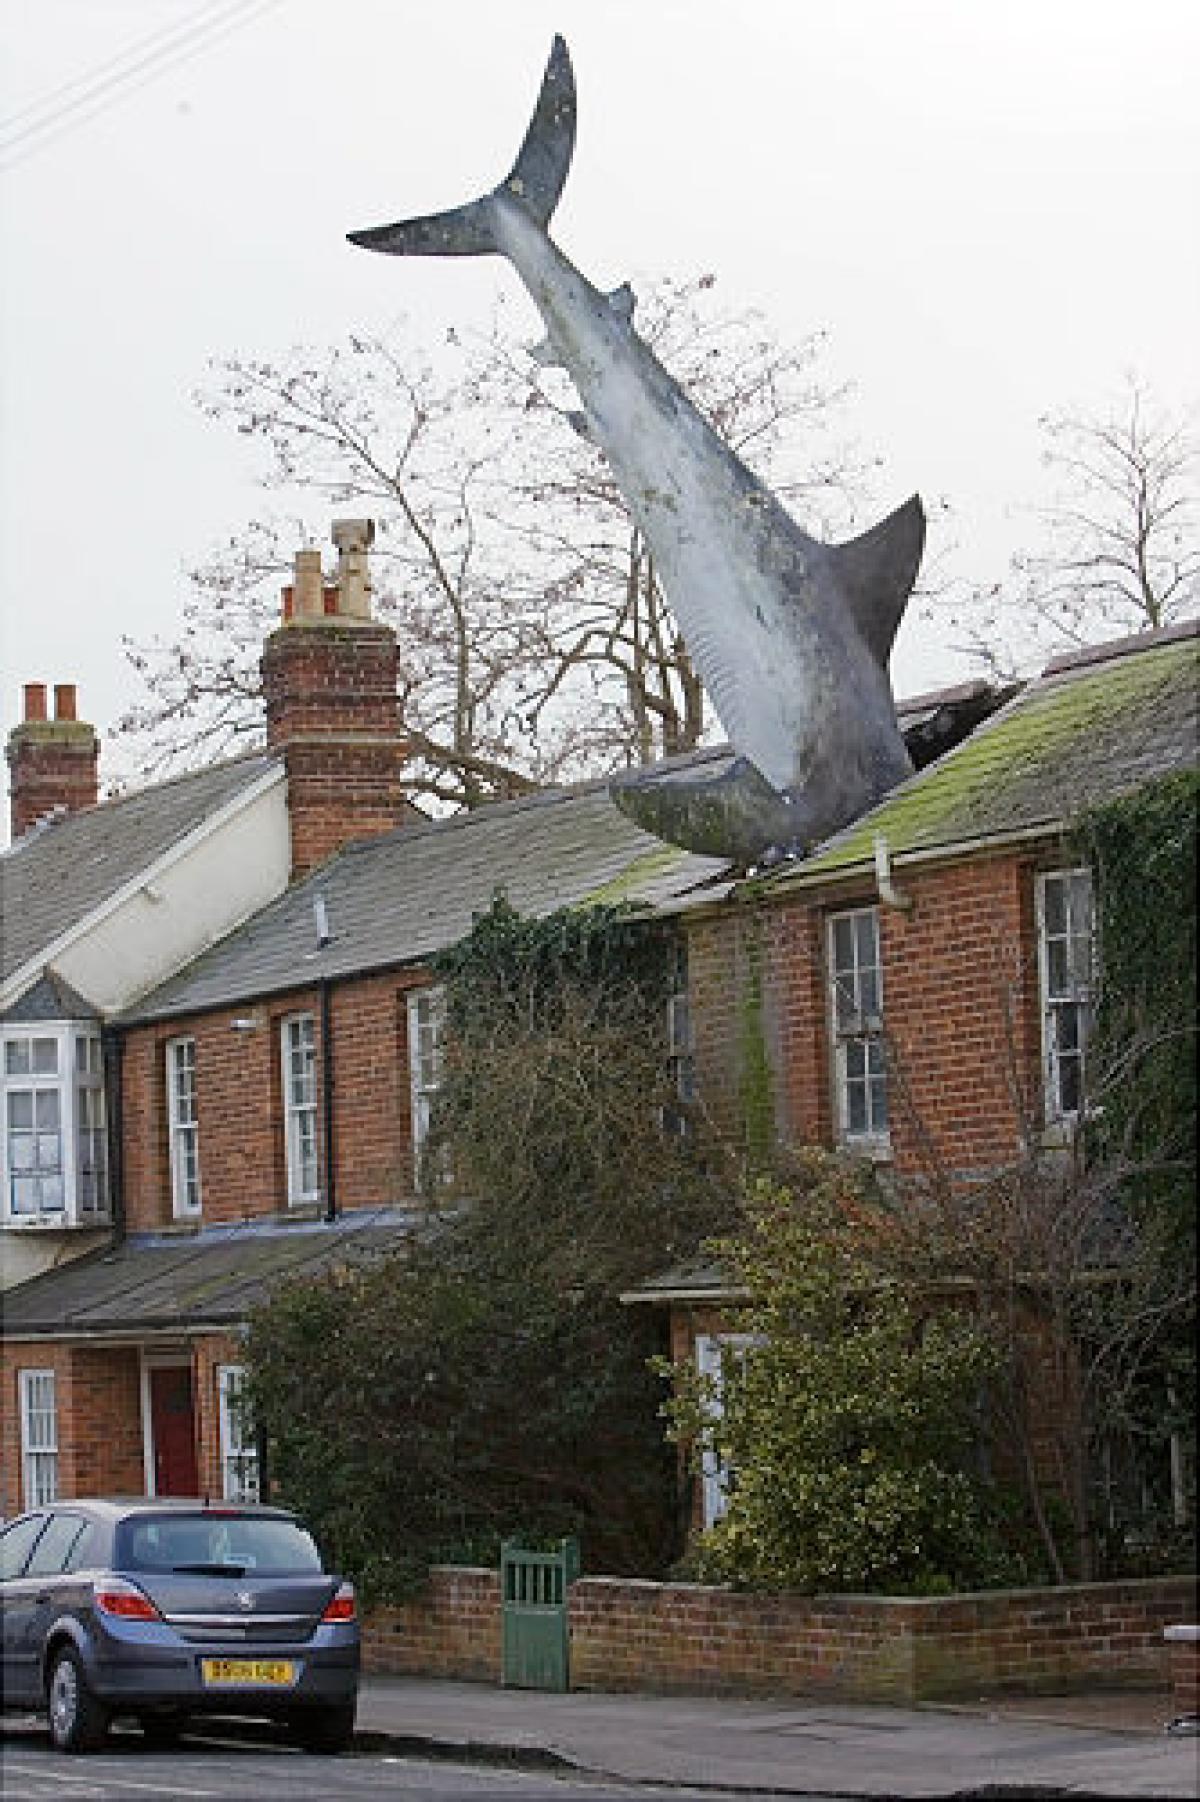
837 1135 893 1164
2 1214 112 1231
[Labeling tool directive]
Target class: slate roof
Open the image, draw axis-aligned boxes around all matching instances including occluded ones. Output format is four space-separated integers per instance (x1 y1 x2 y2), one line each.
120 752 735 1025
779 622 1199 886
1 1206 416 1338
0 752 281 986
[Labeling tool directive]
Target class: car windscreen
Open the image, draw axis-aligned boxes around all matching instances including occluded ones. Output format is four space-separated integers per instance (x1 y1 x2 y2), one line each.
115 1513 324 1576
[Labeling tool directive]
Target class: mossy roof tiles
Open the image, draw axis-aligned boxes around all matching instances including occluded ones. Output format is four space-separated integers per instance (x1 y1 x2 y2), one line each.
779 627 1198 886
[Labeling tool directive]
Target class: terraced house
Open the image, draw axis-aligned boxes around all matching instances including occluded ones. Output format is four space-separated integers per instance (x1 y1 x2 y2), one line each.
3 517 1195 1534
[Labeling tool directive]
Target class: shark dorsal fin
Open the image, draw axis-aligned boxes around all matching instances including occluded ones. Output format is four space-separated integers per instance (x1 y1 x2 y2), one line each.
830 494 926 668
606 283 636 323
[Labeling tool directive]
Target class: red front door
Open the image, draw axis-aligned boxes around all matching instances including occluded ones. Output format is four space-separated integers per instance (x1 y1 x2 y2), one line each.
149 1365 199 1496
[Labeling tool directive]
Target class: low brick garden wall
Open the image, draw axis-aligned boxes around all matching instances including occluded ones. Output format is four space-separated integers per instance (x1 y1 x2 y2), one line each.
361 1569 1197 1703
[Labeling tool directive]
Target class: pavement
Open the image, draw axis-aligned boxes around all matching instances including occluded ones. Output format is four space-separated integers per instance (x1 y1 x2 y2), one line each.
356 1675 1200 1798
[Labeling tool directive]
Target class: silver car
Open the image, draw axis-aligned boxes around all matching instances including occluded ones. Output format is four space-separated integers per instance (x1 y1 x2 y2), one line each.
1 1498 359 1754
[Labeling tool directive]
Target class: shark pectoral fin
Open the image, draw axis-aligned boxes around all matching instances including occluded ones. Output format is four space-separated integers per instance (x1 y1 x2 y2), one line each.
610 756 802 864
831 494 926 668
348 37 576 258
606 283 637 324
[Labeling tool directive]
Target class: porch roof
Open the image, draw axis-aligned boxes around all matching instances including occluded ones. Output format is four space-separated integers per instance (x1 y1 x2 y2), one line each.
1 1206 416 1340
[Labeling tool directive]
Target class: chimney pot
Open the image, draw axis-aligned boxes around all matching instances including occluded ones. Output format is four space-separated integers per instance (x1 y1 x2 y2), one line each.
24 683 47 723
54 684 77 722
331 517 375 621
292 548 325 620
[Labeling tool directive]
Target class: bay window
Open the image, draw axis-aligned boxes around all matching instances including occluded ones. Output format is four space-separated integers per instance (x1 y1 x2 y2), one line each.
2 1025 109 1226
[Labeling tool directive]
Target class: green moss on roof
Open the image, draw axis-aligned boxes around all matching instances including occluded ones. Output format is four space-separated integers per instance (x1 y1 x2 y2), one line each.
583 841 692 903
793 636 1198 881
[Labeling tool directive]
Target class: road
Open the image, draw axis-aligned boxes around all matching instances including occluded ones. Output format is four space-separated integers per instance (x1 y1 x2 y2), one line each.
1 1726 773 1802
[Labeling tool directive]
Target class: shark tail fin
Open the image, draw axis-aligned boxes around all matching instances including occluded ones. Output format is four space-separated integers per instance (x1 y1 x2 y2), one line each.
348 36 576 258
831 494 926 669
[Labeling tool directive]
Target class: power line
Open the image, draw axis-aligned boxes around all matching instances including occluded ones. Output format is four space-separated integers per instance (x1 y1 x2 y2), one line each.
0 0 285 174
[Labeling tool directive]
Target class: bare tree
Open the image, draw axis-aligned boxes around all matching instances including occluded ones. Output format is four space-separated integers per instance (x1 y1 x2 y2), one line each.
950 376 1199 679
115 276 866 806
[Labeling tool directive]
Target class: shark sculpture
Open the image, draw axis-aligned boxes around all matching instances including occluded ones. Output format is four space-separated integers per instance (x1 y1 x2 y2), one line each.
349 36 925 864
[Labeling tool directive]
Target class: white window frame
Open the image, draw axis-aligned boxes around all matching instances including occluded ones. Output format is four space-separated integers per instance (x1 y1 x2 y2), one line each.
19 1368 58 1508
166 1036 201 1217
695 1333 757 1529
217 1365 260 1503
827 905 889 1148
280 1014 319 1206
1 1024 109 1227
1036 868 1095 1123
407 986 446 1177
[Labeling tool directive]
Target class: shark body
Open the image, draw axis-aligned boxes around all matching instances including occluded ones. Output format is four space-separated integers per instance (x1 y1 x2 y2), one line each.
349 37 925 863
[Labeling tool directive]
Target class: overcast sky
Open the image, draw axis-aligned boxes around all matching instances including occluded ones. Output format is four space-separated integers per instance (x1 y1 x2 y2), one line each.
2 0 1197 828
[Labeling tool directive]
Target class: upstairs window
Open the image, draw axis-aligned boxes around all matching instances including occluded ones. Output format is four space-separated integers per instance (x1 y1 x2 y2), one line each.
664 942 695 1137
218 1365 260 1503
166 1036 201 1217
407 986 446 1179
281 1014 319 1205
1037 868 1095 1121
2 1025 109 1226
19 1368 58 1508
828 906 888 1146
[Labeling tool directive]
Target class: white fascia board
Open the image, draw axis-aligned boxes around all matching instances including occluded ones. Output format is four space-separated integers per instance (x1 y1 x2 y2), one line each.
0 762 287 1013
767 819 1067 896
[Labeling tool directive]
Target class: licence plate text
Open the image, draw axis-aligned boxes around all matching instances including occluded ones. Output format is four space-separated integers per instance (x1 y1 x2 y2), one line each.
201 1658 296 1687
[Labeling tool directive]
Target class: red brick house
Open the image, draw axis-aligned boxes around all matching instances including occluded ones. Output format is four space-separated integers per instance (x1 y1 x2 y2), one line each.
4 536 1194 1536
625 621 1198 1529
0 525 730 1517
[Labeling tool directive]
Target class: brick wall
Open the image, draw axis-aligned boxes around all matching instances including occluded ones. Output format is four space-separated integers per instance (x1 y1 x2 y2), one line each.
362 1569 1198 1703
121 970 427 1231
1 1343 143 1516
361 1568 500 1680
687 847 1047 1183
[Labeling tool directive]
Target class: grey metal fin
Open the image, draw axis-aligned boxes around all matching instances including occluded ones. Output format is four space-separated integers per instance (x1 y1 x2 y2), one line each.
610 756 802 864
606 283 636 323
829 494 925 668
348 36 576 258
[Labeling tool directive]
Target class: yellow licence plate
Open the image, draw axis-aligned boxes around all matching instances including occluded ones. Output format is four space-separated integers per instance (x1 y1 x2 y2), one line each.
201 1658 296 1687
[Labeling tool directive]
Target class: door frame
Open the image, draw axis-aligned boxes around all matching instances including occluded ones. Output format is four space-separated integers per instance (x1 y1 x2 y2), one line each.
139 1349 196 1497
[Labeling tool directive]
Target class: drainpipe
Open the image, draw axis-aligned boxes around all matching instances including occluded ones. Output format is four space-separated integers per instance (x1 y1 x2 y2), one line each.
873 833 913 913
102 1025 125 1244
320 976 337 1223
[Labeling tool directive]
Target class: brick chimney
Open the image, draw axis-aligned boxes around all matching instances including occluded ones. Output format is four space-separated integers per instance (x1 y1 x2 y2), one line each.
261 519 408 878
7 683 100 840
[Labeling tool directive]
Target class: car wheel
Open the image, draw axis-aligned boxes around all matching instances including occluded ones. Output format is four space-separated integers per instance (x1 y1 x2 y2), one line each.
288 1701 356 1754
139 1711 185 1748
46 1646 108 1754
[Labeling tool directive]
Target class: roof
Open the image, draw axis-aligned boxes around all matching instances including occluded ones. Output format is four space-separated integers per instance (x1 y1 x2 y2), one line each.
0 970 98 1024
619 1255 746 1306
120 753 735 1024
0 752 281 988
779 622 1198 886
1 1206 416 1339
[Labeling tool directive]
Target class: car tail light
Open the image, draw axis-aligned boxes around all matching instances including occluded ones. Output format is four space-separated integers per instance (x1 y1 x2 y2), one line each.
94 1576 161 1622
321 1582 356 1623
